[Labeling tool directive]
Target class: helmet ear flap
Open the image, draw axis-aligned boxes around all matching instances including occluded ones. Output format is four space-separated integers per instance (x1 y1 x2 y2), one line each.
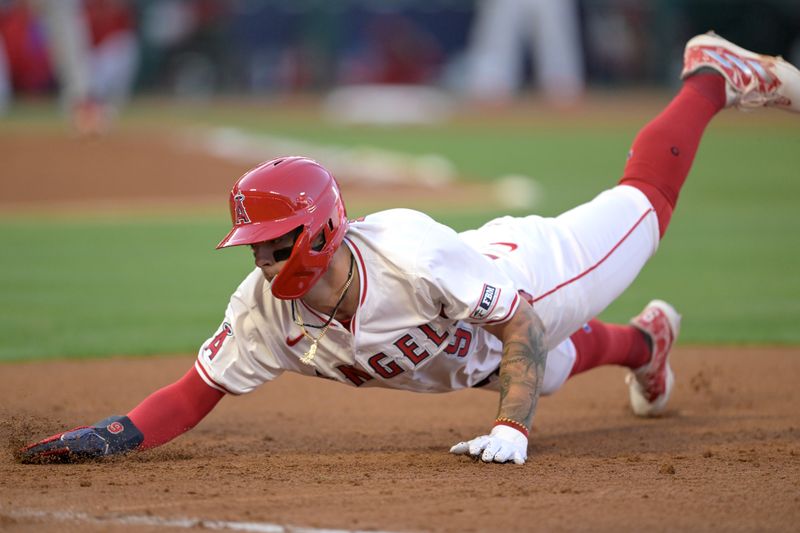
273 228 314 297
293 227 312 258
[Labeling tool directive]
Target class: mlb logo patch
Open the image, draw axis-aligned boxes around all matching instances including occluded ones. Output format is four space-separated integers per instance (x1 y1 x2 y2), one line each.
471 284 500 319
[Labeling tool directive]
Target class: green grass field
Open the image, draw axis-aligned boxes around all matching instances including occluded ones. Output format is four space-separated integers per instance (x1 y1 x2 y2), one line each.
1 100 799 361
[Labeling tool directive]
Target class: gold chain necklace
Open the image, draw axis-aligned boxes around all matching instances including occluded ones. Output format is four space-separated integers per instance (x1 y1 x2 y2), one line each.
293 254 355 366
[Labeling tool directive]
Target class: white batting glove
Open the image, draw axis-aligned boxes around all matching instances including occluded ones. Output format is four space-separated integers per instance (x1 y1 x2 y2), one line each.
449 424 528 465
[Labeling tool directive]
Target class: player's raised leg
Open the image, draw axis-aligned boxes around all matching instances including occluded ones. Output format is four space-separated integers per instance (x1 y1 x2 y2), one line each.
620 32 800 238
557 34 798 418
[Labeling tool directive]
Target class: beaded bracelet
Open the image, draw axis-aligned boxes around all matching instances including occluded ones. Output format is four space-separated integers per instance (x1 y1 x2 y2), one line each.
494 417 529 438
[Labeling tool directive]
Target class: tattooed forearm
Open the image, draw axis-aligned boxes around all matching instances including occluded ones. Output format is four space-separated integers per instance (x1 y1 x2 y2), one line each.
494 306 547 429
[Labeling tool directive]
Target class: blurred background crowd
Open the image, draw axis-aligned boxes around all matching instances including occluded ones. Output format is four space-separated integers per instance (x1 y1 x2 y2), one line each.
1 0 799 130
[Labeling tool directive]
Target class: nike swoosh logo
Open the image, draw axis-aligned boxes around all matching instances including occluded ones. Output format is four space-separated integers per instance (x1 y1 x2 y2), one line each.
490 242 518 251
286 334 303 346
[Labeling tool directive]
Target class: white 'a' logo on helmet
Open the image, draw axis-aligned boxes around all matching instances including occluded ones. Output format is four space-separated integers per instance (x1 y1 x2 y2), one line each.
233 192 251 224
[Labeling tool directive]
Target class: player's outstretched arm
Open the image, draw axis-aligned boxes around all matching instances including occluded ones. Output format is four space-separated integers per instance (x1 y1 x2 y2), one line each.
450 300 547 464
18 367 224 463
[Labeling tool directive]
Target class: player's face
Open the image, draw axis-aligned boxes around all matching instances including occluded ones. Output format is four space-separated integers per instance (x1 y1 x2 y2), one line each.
251 232 296 282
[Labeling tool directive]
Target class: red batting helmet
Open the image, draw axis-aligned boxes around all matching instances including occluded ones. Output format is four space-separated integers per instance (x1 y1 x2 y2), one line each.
216 157 348 299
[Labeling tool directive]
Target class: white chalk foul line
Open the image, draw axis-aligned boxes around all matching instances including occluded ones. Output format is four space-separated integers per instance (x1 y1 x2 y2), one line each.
6 507 402 533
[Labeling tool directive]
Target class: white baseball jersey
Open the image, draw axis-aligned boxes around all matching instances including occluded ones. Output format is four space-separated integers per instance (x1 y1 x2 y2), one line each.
196 185 660 398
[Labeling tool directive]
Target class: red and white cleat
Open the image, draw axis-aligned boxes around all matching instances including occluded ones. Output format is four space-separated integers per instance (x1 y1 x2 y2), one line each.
681 31 800 113
625 300 681 417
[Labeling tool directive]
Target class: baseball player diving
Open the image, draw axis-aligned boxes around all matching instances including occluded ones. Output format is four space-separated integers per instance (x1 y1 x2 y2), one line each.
20 33 800 465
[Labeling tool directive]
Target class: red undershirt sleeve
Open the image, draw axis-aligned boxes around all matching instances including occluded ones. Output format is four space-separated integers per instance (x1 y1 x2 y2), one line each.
126 366 224 450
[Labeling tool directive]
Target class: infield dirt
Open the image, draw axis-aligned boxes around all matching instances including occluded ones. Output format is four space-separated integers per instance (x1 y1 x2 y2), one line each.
2 349 799 532
1 122 799 532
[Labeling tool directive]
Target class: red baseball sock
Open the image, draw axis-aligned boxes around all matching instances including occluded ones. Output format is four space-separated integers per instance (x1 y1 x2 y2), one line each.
619 73 726 237
568 319 651 377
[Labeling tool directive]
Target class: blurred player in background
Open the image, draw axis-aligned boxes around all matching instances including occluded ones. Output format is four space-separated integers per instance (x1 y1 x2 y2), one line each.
465 0 584 106
0 0 137 134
